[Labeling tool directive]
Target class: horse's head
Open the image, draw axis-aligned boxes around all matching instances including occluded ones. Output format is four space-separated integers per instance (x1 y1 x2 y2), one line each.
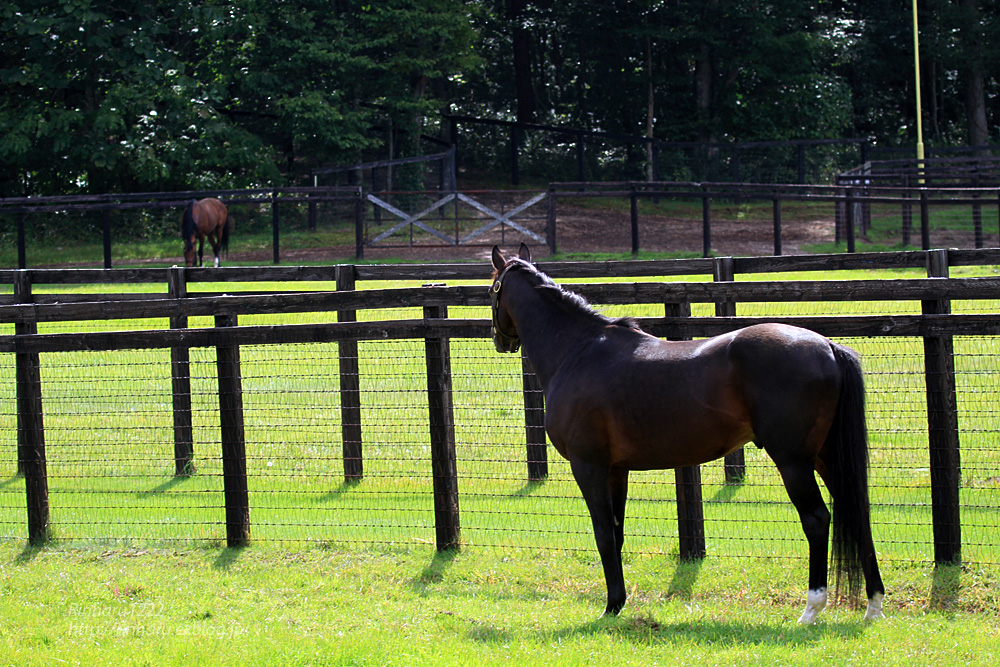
183 239 197 267
489 243 533 353
182 200 198 266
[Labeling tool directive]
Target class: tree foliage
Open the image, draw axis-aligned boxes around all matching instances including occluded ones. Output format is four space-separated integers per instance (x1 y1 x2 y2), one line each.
1 0 996 196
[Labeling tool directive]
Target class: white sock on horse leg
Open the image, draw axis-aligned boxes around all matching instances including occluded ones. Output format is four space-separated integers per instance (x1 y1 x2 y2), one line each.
864 592 885 620
798 587 828 624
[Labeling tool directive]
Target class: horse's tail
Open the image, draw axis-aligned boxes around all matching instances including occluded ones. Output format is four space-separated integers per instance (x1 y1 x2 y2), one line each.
825 343 873 603
221 212 234 256
181 200 197 242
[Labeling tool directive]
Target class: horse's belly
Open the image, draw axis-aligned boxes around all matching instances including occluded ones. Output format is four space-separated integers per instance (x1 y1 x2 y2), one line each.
614 420 754 470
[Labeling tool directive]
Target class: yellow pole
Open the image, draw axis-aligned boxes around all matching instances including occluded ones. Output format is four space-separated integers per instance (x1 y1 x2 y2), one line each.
912 0 925 179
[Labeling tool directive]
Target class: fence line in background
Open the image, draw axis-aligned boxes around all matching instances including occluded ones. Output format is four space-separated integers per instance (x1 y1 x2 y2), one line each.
4 181 999 265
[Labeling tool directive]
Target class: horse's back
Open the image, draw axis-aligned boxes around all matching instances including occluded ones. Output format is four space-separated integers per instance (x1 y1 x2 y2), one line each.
193 197 227 226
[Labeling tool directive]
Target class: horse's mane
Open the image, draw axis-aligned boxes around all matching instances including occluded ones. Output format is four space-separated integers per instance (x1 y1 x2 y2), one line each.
509 260 642 331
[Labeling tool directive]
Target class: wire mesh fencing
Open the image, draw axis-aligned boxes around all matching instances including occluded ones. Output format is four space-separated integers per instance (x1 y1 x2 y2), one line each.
2 317 999 565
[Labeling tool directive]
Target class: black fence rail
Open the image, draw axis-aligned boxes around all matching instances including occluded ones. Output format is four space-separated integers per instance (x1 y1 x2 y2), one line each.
2 249 1000 566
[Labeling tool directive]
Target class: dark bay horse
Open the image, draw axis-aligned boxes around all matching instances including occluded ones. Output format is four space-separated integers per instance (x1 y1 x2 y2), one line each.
181 197 233 267
489 244 885 623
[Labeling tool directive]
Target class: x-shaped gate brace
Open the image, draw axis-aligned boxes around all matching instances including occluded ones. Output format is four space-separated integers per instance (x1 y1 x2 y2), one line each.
367 192 547 246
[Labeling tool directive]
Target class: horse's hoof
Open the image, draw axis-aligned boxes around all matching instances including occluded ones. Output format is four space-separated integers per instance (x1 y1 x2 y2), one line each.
863 592 885 621
797 587 828 624
603 601 625 617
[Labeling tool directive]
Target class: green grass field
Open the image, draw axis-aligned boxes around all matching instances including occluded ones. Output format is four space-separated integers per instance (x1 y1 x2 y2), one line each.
2 264 1000 665
1 542 998 667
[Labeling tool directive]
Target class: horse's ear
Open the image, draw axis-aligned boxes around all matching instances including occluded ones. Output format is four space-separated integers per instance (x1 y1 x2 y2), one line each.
491 245 506 271
518 242 531 263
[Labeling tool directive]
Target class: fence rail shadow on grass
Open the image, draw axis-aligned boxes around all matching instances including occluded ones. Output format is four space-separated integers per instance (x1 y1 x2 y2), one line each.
1 249 998 567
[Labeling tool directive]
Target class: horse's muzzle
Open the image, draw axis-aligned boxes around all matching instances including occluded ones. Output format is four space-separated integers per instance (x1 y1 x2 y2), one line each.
492 330 520 354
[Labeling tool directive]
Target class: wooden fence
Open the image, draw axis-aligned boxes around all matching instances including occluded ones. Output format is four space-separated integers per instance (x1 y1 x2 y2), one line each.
3 248 1000 561
0 186 363 269
547 181 1000 256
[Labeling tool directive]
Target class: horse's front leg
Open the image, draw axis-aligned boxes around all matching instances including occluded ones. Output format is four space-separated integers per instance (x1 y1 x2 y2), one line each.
570 457 627 615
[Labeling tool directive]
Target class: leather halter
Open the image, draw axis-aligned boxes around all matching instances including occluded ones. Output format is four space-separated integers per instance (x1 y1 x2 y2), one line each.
490 262 521 352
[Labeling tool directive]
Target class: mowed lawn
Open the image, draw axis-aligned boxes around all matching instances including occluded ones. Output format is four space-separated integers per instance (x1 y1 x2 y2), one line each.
1 542 999 667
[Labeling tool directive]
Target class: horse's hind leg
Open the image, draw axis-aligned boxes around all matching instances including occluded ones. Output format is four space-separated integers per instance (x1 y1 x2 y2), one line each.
776 462 832 624
570 457 627 616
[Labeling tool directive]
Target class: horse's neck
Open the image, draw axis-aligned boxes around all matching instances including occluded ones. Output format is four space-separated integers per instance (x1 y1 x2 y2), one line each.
508 281 602 388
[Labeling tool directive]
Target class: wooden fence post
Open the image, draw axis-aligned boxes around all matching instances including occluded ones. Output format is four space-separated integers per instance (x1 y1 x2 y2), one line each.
901 178 913 247
701 186 712 258
271 192 280 265
546 188 558 255
920 190 930 250
337 265 364 483
102 208 112 269
845 188 856 253
665 300 706 560
772 194 783 256
714 257 746 485
424 304 461 551
971 180 982 249
923 249 961 564
630 185 640 255
521 354 547 481
355 192 365 261
16 211 26 269
215 313 250 547
168 267 195 476
308 192 317 232
15 271 49 544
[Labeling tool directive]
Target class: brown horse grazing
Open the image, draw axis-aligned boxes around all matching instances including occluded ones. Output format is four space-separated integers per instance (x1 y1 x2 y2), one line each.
181 197 233 267
489 243 885 623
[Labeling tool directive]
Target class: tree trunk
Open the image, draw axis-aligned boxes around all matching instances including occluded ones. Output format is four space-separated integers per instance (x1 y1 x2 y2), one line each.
959 0 989 152
695 42 713 144
646 35 655 181
510 0 536 124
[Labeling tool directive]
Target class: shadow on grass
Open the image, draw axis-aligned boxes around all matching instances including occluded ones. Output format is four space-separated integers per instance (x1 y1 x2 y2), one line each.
710 481 743 503
411 548 460 594
316 479 363 503
930 562 961 610
666 556 704 600
511 480 546 497
15 544 44 564
559 614 869 646
213 546 245 570
137 475 193 497
0 474 22 490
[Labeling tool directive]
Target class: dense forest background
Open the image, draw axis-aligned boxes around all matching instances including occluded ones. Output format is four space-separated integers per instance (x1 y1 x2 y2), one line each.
2 0 997 196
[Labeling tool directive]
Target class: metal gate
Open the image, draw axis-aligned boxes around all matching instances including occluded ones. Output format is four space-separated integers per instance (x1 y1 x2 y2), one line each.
365 191 548 248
